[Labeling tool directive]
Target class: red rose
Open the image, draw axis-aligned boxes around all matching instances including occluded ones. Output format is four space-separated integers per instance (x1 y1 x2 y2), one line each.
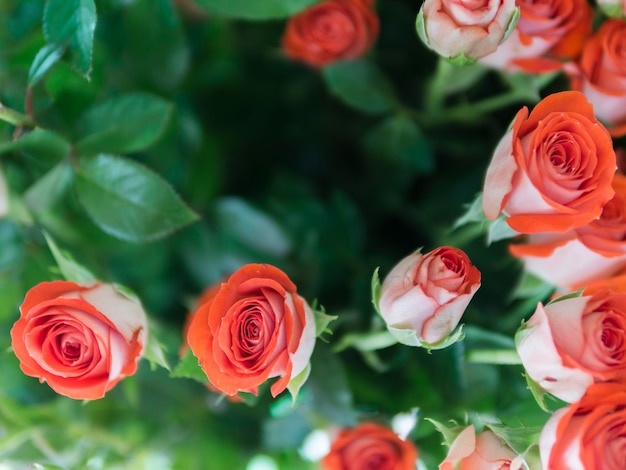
281 0 379 67
321 422 418 470
483 91 616 234
186 263 316 397
11 281 147 400
378 246 481 345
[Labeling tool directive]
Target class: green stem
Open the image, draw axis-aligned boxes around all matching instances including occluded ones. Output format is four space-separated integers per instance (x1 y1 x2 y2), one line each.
435 90 531 124
466 349 522 365
0 103 35 127
426 58 455 112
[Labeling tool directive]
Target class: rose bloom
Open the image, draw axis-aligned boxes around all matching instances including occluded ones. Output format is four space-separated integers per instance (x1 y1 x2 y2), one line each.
378 246 481 345
483 91 616 234
321 422 418 470
568 20 626 138
516 289 626 403
186 263 316 397
539 382 626 469
509 173 626 289
281 0 379 68
439 425 524 470
479 0 592 72
11 281 148 400
416 0 519 62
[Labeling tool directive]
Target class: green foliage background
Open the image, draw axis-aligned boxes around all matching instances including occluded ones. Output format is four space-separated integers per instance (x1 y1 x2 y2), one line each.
0 0 564 468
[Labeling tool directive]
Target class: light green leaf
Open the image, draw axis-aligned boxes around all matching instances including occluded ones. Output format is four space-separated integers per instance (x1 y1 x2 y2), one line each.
286 362 310 405
42 231 97 283
142 323 170 371
0 128 71 160
426 418 466 447
313 306 337 338
75 93 173 155
371 267 382 314
363 114 434 173
333 330 398 353
323 60 399 115
487 215 521 244
24 161 74 214
74 154 199 242
484 423 543 459
194 0 321 19
170 349 209 384
28 42 65 87
43 0 96 78
546 289 585 305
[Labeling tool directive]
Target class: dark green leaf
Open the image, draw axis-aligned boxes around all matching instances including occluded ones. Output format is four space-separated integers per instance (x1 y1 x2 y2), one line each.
74 154 199 242
0 128 71 161
28 42 65 87
323 60 399 114
43 0 96 78
195 0 320 19
75 93 173 155
364 114 434 173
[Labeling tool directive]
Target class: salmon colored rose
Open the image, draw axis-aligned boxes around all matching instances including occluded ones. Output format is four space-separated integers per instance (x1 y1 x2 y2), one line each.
516 290 626 403
568 20 626 137
479 0 592 72
186 263 316 397
321 422 418 470
583 270 626 295
416 0 519 62
539 382 626 469
11 281 148 400
439 425 524 470
378 246 481 345
509 173 626 289
483 91 616 234
281 0 379 68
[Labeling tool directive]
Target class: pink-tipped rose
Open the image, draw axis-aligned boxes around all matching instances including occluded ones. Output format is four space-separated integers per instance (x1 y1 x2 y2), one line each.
416 0 519 63
378 246 480 346
440 425 524 470
539 383 626 468
568 19 626 137
516 290 626 403
509 173 626 290
483 91 616 234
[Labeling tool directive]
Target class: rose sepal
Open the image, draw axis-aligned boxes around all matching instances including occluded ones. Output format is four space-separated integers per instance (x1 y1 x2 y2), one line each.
387 324 465 350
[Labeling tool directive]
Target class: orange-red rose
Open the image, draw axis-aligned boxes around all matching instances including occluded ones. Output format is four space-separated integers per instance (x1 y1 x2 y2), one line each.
569 19 626 137
186 263 316 397
483 91 616 234
281 0 379 67
378 246 480 345
539 382 626 469
321 422 418 470
11 281 147 400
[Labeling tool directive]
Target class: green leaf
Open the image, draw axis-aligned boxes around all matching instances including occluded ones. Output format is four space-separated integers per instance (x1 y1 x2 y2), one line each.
42 231 97 283
314 307 337 338
43 0 96 78
484 423 542 458
363 114 434 173
487 215 520 244
28 42 65 87
286 362 310 405
546 289 585 305
170 349 209 384
24 161 74 214
512 271 554 300
426 418 466 447
0 128 71 160
194 0 321 19
371 267 382 314
142 323 170 371
323 60 399 115
75 93 174 155
333 330 398 353
74 154 199 242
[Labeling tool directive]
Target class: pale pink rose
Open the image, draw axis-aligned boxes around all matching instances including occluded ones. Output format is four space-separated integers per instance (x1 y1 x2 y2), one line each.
568 20 626 137
440 425 524 470
516 290 626 404
378 246 480 345
479 0 592 72
509 174 626 289
416 0 519 62
539 383 626 469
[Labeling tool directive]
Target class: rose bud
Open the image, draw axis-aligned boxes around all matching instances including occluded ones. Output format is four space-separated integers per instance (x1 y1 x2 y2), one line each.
11 281 148 400
509 173 626 290
281 0 379 68
539 383 626 469
440 425 525 470
321 422 418 470
483 91 616 234
416 0 519 64
516 290 626 404
479 0 592 72
378 246 481 346
568 19 626 138
186 263 316 397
